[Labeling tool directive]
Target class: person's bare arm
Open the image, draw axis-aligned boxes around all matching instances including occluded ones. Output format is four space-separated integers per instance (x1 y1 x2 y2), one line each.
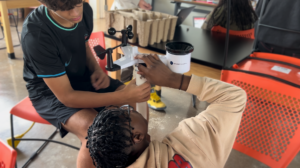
85 42 110 90
112 0 151 10
43 75 150 109
86 42 101 73
138 0 152 10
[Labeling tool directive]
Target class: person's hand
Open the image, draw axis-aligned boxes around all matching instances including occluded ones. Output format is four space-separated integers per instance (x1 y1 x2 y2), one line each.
138 0 152 10
135 54 182 88
91 69 110 90
121 79 151 103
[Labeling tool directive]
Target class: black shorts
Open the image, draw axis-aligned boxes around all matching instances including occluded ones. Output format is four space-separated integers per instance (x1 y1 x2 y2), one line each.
30 77 123 138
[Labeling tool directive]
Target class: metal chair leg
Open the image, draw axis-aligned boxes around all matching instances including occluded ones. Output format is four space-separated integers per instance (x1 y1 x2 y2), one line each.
10 114 80 168
9 13 21 44
192 95 197 109
10 114 18 168
0 23 20 50
0 10 21 50
21 130 57 168
0 25 4 40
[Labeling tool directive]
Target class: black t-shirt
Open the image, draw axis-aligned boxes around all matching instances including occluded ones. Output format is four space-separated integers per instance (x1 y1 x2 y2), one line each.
22 3 93 99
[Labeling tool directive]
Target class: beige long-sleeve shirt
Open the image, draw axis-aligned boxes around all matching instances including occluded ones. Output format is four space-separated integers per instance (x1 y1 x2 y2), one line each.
128 75 247 168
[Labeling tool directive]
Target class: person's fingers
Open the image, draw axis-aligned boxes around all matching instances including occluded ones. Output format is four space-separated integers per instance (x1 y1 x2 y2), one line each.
143 2 150 7
143 1 149 6
129 78 136 85
95 78 105 90
135 54 151 60
135 54 144 59
141 94 150 102
147 54 158 63
137 64 150 74
98 77 110 89
144 90 151 97
151 54 160 60
141 4 149 10
140 88 150 97
142 84 151 92
146 4 152 10
137 95 150 103
93 77 102 88
145 82 151 89
144 5 150 10
137 71 144 76
91 74 97 84
138 82 150 90
136 54 155 66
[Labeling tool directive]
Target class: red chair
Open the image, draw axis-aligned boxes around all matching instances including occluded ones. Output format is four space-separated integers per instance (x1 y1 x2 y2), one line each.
10 98 79 168
221 53 300 167
250 52 300 66
9 31 108 167
211 25 255 39
88 31 108 74
0 139 17 168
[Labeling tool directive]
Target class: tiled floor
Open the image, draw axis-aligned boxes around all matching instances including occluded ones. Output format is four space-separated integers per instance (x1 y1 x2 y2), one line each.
0 18 299 168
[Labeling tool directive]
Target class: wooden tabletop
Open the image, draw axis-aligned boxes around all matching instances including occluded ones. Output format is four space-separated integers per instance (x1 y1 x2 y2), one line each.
171 0 217 7
3 0 41 9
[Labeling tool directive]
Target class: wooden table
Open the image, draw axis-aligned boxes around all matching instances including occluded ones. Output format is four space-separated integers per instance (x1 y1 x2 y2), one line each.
0 0 41 59
171 0 217 15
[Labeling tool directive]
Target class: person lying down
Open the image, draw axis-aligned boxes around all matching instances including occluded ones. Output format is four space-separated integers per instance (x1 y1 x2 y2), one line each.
86 54 247 168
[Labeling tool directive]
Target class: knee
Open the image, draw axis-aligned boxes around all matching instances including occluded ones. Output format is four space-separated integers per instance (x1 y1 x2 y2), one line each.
79 118 95 139
63 109 98 140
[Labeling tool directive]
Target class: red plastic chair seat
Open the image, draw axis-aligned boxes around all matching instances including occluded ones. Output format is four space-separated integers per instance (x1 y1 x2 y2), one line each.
10 97 50 124
0 139 17 168
211 25 255 39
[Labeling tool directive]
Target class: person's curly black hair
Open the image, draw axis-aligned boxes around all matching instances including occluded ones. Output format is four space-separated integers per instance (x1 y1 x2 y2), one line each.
86 107 134 168
38 0 84 11
208 0 258 30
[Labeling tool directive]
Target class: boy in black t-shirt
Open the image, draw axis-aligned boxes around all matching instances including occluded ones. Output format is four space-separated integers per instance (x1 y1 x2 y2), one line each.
22 0 151 167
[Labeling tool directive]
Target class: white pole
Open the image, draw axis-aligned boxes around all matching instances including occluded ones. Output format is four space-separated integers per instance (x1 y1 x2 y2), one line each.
134 66 149 121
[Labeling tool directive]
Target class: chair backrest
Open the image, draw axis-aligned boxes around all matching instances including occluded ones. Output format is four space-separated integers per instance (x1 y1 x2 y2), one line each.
211 25 255 39
221 70 300 168
88 31 107 74
250 52 300 66
0 139 17 168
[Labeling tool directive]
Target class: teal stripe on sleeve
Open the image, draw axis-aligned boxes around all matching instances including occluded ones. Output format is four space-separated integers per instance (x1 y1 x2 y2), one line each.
37 71 66 78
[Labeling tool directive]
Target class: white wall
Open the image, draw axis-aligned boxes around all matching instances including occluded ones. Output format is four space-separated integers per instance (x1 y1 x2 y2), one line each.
90 0 106 19
89 0 100 19
100 0 105 18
